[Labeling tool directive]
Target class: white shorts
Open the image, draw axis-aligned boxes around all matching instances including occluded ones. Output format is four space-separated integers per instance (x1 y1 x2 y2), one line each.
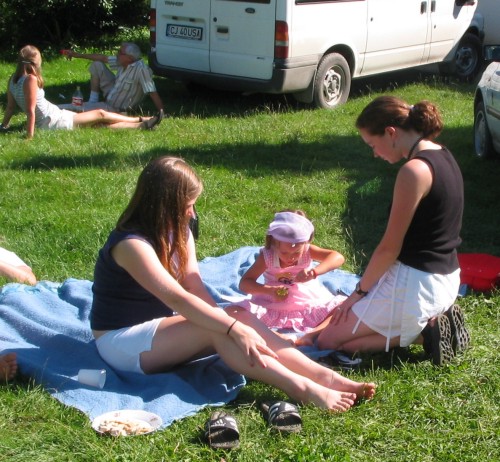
95 318 163 374
39 109 75 130
352 261 460 350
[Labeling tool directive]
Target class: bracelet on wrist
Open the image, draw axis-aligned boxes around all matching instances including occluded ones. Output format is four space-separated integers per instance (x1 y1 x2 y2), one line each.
226 319 238 335
354 281 369 297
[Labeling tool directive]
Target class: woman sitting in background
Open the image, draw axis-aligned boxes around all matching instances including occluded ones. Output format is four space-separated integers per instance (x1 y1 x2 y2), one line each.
0 45 162 139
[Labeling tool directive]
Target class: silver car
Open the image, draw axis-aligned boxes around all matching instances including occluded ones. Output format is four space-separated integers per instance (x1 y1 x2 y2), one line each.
474 54 500 158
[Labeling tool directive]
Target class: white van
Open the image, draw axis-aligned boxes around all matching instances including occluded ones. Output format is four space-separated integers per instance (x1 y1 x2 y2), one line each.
149 0 478 109
474 0 500 58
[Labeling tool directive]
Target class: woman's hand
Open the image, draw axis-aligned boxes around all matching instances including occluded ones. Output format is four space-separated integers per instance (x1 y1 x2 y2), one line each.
228 320 278 368
329 296 357 325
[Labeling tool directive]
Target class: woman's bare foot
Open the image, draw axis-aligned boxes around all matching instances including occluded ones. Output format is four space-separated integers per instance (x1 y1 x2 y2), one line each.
355 382 376 401
316 367 376 402
306 382 356 412
0 353 17 382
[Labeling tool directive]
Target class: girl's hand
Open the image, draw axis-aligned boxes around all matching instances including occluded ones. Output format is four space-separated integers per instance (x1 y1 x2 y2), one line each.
272 286 289 301
294 268 316 283
228 321 278 368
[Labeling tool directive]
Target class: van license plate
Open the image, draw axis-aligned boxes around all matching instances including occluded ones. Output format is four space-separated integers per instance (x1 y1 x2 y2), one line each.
166 24 203 41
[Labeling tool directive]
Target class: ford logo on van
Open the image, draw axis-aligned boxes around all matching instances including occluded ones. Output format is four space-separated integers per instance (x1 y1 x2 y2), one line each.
166 24 202 41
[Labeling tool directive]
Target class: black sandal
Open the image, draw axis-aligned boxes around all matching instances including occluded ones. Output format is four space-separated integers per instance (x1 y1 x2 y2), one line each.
140 109 164 130
261 401 302 433
204 411 239 449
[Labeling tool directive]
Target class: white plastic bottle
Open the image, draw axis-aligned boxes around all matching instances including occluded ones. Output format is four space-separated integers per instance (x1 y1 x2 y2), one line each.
71 86 84 111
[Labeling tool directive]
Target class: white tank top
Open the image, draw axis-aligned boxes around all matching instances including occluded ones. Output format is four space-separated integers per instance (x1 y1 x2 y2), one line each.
9 75 64 128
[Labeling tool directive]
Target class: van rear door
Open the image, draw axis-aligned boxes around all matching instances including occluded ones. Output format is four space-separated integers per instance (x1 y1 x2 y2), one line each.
210 0 277 79
154 0 210 72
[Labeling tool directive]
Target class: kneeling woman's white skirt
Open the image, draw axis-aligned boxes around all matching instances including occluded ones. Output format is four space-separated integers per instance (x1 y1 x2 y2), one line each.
351 261 460 351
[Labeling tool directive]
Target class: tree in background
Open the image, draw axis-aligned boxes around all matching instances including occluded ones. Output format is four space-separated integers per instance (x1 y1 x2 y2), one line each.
0 0 149 58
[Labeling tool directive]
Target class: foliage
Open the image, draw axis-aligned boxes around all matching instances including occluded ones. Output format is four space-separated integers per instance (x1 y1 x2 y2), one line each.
0 0 149 58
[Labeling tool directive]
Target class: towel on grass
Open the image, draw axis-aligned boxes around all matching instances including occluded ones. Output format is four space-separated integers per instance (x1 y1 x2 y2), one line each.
0 246 359 428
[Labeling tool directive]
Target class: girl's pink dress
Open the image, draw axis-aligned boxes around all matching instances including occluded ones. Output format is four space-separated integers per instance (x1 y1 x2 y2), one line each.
236 246 346 332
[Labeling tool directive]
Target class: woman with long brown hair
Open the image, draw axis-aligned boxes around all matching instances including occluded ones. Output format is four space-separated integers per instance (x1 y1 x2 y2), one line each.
90 156 375 412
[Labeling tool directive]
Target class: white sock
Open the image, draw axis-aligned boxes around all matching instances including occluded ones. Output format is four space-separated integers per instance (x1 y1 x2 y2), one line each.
89 91 99 103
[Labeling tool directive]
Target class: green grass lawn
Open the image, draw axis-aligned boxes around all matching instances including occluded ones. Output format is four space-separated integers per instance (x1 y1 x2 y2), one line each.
0 43 499 461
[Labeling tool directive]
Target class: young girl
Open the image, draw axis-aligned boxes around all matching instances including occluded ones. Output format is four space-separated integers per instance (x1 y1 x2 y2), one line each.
0 45 162 139
236 210 347 333
90 156 375 412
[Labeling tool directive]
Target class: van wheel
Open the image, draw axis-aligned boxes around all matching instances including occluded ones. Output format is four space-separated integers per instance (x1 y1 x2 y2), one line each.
313 53 351 109
453 33 482 82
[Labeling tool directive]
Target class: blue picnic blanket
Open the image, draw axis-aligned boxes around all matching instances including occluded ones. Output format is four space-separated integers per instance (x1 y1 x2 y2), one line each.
0 246 359 427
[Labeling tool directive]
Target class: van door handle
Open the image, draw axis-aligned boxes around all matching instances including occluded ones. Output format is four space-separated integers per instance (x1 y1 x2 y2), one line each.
245 8 255 14
217 26 229 34
421 1 427 13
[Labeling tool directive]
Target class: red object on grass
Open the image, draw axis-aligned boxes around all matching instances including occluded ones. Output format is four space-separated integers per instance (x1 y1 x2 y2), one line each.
458 253 500 291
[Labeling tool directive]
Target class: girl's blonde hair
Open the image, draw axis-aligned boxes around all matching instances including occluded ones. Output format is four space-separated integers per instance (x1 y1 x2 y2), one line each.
14 45 44 88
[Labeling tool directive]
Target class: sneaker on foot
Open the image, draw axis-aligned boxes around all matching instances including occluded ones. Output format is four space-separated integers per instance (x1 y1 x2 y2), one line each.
431 314 454 366
445 304 470 354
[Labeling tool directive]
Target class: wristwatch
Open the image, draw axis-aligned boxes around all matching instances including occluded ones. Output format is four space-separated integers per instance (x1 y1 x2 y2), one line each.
354 281 369 296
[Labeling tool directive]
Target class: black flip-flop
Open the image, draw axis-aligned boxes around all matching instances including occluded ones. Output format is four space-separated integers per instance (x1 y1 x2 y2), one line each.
141 109 164 130
318 350 362 370
261 401 302 433
204 411 239 449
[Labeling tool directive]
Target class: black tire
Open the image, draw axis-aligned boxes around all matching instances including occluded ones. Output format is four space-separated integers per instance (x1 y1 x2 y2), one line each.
453 33 482 82
473 100 496 158
313 53 351 109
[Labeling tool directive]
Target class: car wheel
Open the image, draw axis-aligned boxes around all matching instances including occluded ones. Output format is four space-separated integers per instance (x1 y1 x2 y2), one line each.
474 100 495 158
313 53 351 109
453 33 482 82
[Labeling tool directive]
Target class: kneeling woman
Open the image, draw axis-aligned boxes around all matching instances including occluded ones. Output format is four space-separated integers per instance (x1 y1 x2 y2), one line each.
90 156 375 412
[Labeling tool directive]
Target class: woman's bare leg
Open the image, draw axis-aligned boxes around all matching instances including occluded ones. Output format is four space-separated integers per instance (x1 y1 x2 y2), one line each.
226 307 376 400
73 109 153 128
140 317 373 411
